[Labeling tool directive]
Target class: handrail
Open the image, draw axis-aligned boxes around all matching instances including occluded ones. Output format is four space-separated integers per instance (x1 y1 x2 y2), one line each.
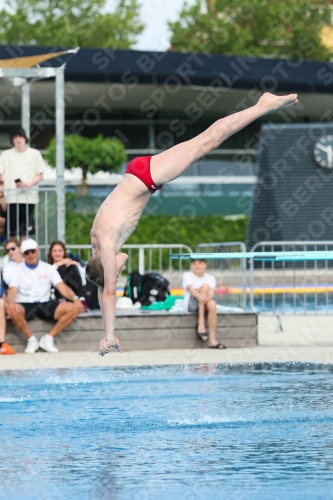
196 241 246 252
249 240 333 315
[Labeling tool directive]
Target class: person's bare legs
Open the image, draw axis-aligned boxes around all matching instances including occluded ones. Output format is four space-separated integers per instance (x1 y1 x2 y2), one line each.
0 298 6 342
197 300 207 336
195 285 224 348
205 299 219 347
196 284 211 339
7 304 34 338
48 302 78 337
150 92 298 185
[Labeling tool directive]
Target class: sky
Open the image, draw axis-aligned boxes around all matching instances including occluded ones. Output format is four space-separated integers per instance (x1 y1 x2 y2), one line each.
119 0 198 52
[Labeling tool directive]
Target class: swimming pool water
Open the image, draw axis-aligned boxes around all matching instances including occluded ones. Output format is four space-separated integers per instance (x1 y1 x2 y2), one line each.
250 294 333 314
1 363 333 500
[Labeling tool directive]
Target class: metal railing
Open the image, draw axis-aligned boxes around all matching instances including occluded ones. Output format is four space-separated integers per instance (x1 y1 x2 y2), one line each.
1 187 57 246
62 243 193 275
63 242 248 308
196 242 247 309
249 241 333 315
50 240 333 314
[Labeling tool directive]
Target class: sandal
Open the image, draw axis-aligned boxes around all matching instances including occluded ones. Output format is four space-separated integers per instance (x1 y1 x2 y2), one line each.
196 323 208 342
209 343 226 349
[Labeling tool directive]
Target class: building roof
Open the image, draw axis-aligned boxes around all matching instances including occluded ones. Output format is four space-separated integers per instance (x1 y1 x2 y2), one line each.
0 45 332 94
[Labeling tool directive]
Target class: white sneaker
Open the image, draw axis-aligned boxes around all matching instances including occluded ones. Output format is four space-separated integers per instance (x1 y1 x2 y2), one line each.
24 336 39 354
39 335 59 353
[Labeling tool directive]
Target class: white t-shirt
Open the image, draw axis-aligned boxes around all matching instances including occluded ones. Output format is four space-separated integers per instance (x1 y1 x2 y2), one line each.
7 260 62 303
182 271 216 312
0 147 45 204
2 260 20 287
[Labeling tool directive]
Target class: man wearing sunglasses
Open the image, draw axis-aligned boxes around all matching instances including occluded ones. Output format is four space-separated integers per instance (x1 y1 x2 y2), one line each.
2 237 24 288
6 238 83 353
0 241 16 354
0 237 22 355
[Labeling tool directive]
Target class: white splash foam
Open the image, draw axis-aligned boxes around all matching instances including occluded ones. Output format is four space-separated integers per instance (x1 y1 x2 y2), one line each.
168 414 240 426
0 396 32 403
46 373 94 385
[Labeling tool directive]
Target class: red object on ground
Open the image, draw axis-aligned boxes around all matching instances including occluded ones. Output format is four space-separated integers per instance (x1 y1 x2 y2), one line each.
0 342 16 354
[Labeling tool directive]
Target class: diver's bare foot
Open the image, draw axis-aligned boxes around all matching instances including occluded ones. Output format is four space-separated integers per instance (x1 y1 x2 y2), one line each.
257 92 298 114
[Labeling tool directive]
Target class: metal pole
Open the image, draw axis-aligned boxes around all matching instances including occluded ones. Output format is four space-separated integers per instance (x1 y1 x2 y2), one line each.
21 80 30 137
55 66 65 241
139 247 145 275
148 123 155 149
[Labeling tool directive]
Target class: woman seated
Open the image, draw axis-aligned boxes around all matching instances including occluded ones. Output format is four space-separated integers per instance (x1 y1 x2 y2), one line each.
47 240 89 311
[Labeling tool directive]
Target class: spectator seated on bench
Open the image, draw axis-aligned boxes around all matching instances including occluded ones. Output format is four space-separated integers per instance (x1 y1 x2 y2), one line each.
2 237 24 291
182 259 226 349
47 240 89 312
6 239 83 353
0 236 25 355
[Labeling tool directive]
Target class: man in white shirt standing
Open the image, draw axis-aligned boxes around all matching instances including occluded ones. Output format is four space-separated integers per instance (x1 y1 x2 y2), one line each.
182 259 226 349
0 127 45 239
6 239 83 353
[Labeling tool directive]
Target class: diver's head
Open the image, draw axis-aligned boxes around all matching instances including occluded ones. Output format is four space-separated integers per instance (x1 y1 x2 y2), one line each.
85 252 128 288
86 254 104 287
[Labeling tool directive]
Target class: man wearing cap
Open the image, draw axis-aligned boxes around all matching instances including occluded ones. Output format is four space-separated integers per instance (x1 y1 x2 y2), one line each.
0 127 45 238
6 239 84 353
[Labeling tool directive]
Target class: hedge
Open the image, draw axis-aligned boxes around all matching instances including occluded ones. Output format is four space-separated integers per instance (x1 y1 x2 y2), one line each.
66 212 248 249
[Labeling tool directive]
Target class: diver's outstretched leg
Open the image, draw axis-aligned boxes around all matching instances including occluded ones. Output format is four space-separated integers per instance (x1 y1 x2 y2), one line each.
150 92 298 185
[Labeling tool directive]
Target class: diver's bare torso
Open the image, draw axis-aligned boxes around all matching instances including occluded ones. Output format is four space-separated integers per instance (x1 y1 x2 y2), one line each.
90 173 151 253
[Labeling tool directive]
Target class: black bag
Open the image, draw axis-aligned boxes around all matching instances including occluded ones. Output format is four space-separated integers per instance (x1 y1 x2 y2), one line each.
140 272 170 306
124 271 170 306
83 281 99 310
124 270 142 302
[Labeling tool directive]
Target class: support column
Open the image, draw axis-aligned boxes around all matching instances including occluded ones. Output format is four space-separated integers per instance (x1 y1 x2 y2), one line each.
55 66 65 241
148 123 155 150
138 247 145 275
21 80 30 137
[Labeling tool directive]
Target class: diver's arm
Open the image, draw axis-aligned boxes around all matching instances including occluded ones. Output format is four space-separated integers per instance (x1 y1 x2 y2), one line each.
98 246 121 354
101 251 117 342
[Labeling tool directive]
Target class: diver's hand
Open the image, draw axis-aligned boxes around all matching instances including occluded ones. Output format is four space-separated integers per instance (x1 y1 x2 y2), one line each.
99 336 122 356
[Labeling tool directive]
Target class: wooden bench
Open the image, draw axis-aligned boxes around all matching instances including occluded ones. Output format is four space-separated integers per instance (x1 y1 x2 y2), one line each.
5 311 258 353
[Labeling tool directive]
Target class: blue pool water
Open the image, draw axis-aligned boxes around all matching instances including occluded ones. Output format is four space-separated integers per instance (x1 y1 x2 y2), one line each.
1 363 333 500
250 294 333 314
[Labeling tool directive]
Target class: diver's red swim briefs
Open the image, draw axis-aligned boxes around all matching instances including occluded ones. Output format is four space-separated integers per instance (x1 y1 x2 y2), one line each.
125 156 163 194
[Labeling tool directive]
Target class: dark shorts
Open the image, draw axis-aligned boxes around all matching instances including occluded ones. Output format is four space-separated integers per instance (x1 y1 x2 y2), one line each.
20 300 60 322
9 203 35 237
125 156 163 194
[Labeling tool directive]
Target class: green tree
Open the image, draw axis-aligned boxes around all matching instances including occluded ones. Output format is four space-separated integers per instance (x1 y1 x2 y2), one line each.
0 0 144 48
169 0 331 61
45 134 127 195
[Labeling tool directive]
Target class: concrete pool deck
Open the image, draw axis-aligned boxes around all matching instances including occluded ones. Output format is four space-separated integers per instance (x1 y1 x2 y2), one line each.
1 345 333 371
1 314 333 370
